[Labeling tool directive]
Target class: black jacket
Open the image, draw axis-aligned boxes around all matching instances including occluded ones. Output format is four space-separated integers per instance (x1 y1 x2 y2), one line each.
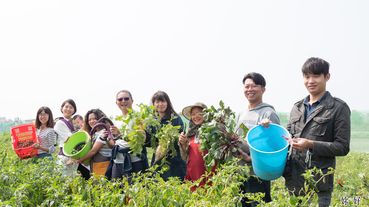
285 91 351 194
149 114 186 181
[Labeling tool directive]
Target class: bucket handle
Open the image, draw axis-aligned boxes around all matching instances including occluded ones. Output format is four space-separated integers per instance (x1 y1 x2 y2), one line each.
282 135 293 159
90 117 114 140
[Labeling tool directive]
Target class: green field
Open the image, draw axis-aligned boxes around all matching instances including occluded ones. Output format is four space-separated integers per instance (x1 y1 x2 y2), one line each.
350 127 369 153
351 137 369 153
1 133 368 206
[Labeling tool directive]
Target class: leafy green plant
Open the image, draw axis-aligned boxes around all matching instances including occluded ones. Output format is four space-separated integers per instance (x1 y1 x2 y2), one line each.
116 104 160 155
199 101 246 168
153 124 180 161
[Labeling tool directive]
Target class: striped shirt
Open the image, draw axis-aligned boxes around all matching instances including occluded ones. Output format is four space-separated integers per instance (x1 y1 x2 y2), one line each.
37 127 57 154
93 130 112 158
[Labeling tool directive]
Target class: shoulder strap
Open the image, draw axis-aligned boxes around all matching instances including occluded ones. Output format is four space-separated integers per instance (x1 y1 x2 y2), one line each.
60 117 75 132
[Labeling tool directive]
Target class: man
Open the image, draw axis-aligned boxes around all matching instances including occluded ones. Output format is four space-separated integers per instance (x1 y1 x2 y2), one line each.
72 114 84 131
236 72 280 207
285 57 350 207
105 90 149 182
116 89 134 117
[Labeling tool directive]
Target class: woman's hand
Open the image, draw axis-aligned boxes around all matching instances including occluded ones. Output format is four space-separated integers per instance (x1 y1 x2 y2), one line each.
32 143 40 149
64 136 71 143
66 158 79 165
101 129 109 139
178 132 189 162
178 132 188 147
110 126 120 136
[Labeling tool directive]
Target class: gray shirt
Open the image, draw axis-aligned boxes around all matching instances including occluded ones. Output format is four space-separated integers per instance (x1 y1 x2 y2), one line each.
236 102 280 136
236 102 280 166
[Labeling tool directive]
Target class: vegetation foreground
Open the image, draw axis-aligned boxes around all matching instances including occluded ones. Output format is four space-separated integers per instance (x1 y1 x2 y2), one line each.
0 133 368 206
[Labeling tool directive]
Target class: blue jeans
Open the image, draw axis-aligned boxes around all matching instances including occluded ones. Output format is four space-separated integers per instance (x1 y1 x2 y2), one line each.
36 153 52 159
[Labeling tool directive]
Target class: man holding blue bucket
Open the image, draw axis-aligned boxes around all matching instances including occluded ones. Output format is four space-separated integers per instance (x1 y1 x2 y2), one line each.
285 57 351 207
236 72 280 207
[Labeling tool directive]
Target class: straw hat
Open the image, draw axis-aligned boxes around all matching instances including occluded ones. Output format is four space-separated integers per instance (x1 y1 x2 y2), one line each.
182 102 207 120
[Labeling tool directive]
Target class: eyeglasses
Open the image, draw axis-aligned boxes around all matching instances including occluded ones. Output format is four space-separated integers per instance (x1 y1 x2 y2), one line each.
117 97 130 102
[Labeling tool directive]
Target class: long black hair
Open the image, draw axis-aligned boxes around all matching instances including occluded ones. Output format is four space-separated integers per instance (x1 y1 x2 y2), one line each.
83 109 107 133
151 91 178 119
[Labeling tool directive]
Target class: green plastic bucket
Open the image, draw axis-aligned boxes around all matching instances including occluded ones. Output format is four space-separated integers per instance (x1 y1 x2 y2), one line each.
63 131 92 163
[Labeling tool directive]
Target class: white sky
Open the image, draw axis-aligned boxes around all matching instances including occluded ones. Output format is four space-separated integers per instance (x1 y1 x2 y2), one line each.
1 0 368 120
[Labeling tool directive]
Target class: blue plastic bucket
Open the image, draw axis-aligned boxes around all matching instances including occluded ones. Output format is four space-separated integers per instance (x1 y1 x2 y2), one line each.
246 123 289 181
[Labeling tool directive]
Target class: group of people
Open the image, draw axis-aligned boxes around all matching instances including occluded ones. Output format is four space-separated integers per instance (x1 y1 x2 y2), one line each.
30 57 350 207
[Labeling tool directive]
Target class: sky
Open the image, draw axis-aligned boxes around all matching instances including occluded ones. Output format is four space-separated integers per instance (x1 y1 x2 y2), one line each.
1 0 369 120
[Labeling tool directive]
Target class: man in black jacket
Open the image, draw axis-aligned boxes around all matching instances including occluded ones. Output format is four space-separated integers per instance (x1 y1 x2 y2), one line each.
285 57 351 207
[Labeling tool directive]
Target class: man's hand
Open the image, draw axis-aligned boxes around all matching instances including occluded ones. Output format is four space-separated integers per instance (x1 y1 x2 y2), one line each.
291 138 314 151
237 148 251 162
259 118 271 128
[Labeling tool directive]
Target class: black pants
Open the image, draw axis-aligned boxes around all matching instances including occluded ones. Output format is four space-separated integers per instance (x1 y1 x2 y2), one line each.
78 164 90 180
241 176 271 207
111 160 147 182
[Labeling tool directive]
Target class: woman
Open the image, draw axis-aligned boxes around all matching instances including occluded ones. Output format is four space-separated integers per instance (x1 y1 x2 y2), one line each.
33 106 57 159
105 90 150 180
179 102 216 191
54 99 77 147
77 109 117 176
150 91 186 181
54 99 81 176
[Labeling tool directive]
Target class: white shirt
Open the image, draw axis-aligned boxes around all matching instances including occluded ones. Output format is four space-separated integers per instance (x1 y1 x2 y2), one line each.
54 119 72 147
